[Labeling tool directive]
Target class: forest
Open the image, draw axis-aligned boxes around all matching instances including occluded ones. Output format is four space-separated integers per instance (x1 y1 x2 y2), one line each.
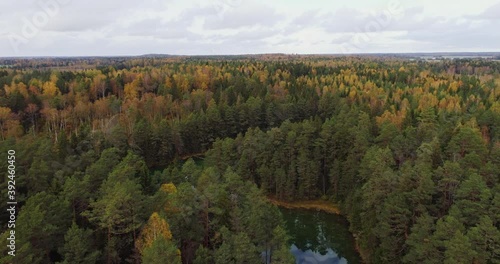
0 55 499 263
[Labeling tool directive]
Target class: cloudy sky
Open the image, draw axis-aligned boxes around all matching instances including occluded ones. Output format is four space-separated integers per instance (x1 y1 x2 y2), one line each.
0 0 499 56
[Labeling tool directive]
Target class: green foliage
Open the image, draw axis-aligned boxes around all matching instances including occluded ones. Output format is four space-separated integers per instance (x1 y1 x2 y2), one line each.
403 213 439 264
14 192 71 263
2 56 499 263
454 173 492 226
58 222 100 264
468 216 500 263
443 231 476 264
141 237 181 264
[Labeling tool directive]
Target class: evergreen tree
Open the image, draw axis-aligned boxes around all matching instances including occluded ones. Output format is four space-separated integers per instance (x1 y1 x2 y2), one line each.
58 222 100 264
403 213 440 264
443 231 476 264
454 173 491 226
467 216 500 263
141 237 181 264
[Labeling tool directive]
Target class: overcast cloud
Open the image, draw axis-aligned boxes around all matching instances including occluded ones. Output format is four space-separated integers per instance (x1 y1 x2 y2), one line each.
0 0 498 56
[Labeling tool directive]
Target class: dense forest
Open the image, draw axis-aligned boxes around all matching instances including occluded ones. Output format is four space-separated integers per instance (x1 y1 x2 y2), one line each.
0 55 499 263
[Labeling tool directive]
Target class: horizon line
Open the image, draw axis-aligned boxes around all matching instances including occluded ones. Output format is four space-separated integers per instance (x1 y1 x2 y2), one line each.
1 51 500 59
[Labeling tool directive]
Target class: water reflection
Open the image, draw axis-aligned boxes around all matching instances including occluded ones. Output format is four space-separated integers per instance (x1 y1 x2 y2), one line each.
280 208 360 264
291 245 348 264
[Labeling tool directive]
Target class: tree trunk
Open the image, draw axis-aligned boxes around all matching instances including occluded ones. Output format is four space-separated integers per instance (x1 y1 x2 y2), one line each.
107 227 112 264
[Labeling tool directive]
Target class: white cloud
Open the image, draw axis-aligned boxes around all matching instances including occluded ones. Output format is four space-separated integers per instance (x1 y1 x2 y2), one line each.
0 0 498 56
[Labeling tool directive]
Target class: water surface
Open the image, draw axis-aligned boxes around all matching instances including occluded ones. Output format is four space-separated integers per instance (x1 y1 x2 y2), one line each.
280 208 361 264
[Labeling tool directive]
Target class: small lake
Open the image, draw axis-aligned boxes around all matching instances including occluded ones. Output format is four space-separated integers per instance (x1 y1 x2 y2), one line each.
280 208 361 264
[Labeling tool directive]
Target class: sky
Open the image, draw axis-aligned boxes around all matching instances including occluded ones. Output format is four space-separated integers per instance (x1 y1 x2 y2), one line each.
0 0 499 56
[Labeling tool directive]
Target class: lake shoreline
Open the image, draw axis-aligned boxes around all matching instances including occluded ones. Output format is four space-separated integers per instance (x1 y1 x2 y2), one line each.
267 197 342 214
268 197 369 264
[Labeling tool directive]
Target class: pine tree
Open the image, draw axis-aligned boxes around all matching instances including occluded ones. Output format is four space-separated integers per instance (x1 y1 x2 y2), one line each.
270 226 294 264
443 231 476 264
403 213 440 264
432 214 465 262
467 216 500 263
58 222 100 264
232 232 261 264
376 194 411 263
141 237 181 264
83 165 145 263
193 245 213 264
454 173 491 226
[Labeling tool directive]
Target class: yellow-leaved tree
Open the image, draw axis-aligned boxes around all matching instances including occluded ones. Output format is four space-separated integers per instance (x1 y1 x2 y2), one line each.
135 212 172 253
124 82 139 100
42 81 59 97
0 107 12 140
136 212 181 264
160 183 177 194
160 183 179 214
